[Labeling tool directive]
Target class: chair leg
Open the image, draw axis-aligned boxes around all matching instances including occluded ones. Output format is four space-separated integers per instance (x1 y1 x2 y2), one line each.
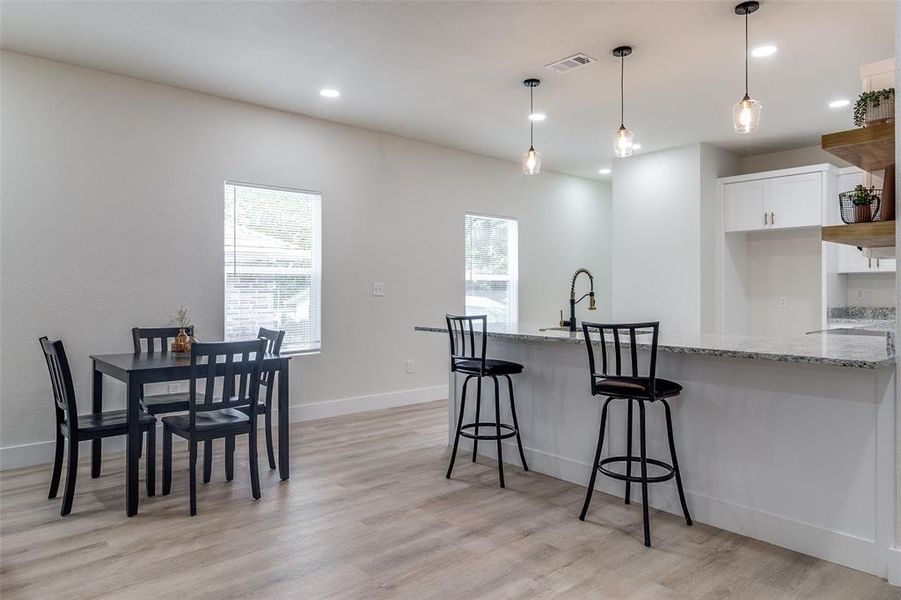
472 376 482 462
189 440 198 516
249 429 261 500
265 384 276 470
61 436 79 516
662 399 693 526
505 375 528 472
446 375 471 479
48 432 65 499
624 399 634 505
162 429 172 496
202 440 212 484
638 401 651 547
145 426 156 497
225 435 235 481
492 376 505 488
580 397 612 521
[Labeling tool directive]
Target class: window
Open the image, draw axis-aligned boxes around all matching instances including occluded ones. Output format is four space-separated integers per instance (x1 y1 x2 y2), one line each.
464 214 518 324
225 182 322 353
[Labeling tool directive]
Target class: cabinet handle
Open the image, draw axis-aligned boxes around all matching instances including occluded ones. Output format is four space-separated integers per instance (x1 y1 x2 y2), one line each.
770 211 775 225
877 259 881 268
869 258 872 268
764 212 768 226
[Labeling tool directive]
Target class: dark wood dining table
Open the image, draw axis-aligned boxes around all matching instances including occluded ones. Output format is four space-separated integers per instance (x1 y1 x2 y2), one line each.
90 351 291 516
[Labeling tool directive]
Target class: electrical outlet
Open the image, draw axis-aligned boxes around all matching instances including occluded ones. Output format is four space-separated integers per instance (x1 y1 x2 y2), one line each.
777 296 788 309
371 282 385 297
405 359 414 374
857 288 866 300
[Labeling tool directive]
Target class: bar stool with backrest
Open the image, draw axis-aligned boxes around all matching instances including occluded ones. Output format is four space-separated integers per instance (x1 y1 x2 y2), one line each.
444 314 529 488
39 337 157 516
161 338 266 516
578 322 692 547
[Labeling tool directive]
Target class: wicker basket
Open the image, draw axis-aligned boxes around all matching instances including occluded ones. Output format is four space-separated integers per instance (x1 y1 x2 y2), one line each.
839 189 882 223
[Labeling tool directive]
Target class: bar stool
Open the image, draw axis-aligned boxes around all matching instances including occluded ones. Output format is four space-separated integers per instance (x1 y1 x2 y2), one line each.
578 321 692 547
444 314 528 488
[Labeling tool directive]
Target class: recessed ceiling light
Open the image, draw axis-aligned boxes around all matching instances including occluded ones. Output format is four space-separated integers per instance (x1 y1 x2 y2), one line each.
598 168 612 175
632 143 642 151
320 88 340 98
828 99 850 109
529 113 546 122
751 44 777 58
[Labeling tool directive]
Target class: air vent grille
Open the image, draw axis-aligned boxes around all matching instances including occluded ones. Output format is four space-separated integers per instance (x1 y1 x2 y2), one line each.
545 53 596 73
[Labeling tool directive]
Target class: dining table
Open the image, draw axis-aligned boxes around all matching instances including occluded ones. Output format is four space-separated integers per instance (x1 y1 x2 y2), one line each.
90 350 292 516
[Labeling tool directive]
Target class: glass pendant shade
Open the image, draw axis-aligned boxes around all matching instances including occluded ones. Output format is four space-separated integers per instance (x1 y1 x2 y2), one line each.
613 126 634 158
733 94 761 134
522 146 541 174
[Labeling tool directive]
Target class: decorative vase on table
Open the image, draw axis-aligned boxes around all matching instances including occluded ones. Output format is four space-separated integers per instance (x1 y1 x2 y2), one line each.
174 329 189 352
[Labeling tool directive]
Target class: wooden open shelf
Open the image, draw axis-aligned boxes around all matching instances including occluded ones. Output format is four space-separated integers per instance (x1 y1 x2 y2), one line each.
821 220 896 248
821 122 894 171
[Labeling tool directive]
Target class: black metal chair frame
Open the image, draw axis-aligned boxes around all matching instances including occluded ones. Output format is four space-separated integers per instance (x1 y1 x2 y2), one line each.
40 336 156 516
444 314 528 488
161 339 266 516
578 321 692 547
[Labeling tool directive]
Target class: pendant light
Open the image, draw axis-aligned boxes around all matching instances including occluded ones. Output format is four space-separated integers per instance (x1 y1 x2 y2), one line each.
522 78 541 175
733 1 762 133
612 46 634 158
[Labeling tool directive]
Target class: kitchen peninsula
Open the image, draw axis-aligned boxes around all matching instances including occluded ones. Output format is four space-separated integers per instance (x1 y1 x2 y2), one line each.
416 323 896 579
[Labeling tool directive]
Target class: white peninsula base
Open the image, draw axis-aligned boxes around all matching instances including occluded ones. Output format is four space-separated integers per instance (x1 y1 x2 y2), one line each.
427 327 896 580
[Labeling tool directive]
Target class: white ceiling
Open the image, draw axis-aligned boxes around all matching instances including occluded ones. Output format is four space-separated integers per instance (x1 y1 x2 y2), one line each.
0 1 894 180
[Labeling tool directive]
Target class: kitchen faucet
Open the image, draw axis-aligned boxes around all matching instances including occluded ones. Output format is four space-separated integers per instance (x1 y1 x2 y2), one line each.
560 268 596 332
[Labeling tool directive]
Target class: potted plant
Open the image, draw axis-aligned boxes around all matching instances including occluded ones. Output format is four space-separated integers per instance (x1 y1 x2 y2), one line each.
171 305 192 352
853 88 894 127
848 185 879 223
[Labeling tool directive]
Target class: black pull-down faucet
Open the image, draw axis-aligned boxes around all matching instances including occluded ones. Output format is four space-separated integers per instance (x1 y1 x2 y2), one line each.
560 268 596 332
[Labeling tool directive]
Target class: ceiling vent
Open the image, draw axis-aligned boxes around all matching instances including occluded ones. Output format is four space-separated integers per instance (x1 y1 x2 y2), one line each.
545 53 596 73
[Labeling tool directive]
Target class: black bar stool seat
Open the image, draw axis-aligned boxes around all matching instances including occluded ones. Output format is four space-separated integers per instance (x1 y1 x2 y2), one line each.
453 358 524 376
444 314 529 488
578 322 692 548
593 376 682 400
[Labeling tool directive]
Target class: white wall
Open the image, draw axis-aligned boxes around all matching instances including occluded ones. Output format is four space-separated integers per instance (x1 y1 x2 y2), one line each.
0 51 612 467
612 143 739 333
741 144 850 174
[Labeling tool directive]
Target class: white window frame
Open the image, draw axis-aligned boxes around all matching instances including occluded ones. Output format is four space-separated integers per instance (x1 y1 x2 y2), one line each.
464 213 519 324
224 180 322 355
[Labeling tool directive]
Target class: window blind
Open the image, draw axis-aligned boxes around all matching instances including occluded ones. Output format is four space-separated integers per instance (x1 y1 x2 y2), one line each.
464 214 518 324
224 182 322 353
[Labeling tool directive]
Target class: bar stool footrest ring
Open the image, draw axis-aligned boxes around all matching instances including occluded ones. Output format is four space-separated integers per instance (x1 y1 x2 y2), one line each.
597 456 675 483
460 422 517 441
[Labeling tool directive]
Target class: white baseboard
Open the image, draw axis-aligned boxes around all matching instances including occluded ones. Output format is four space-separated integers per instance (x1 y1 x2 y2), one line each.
462 438 893 581
0 385 446 471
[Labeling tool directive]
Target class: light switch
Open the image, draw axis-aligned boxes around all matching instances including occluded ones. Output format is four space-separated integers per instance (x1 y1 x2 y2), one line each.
371 282 385 297
777 296 788 309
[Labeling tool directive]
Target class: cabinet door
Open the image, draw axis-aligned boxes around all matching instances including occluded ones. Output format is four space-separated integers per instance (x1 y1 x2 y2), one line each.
770 173 822 229
873 257 896 272
836 244 871 273
724 180 768 232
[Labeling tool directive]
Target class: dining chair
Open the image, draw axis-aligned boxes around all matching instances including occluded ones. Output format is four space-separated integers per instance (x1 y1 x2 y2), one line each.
161 338 266 516
251 327 285 470
131 326 201 415
39 336 157 516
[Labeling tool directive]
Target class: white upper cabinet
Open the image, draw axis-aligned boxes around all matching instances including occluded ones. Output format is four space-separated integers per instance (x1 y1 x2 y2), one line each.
769 173 822 229
721 165 834 233
724 179 768 232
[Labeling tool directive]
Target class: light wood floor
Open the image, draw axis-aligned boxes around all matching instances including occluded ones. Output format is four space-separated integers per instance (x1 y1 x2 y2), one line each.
1 400 898 600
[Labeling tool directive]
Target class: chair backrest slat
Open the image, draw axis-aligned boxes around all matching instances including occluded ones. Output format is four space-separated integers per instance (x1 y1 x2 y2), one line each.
39 337 79 433
257 328 285 385
132 326 194 354
445 314 488 374
580 322 661 399
188 339 266 432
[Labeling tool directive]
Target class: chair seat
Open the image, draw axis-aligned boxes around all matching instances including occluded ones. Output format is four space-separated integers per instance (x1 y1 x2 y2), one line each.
73 410 156 434
455 358 524 376
593 377 682 400
141 392 204 415
162 408 250 433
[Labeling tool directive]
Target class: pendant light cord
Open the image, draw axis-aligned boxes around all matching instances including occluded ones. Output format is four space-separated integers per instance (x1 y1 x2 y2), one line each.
744 10 749 96
620 54 625 128
529 85 534 147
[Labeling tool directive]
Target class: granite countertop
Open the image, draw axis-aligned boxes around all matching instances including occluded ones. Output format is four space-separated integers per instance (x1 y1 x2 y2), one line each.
415 322 895 369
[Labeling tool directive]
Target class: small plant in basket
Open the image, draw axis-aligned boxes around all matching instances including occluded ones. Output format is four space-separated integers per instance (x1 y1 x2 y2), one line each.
847 185 880 223
853 88 894 127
